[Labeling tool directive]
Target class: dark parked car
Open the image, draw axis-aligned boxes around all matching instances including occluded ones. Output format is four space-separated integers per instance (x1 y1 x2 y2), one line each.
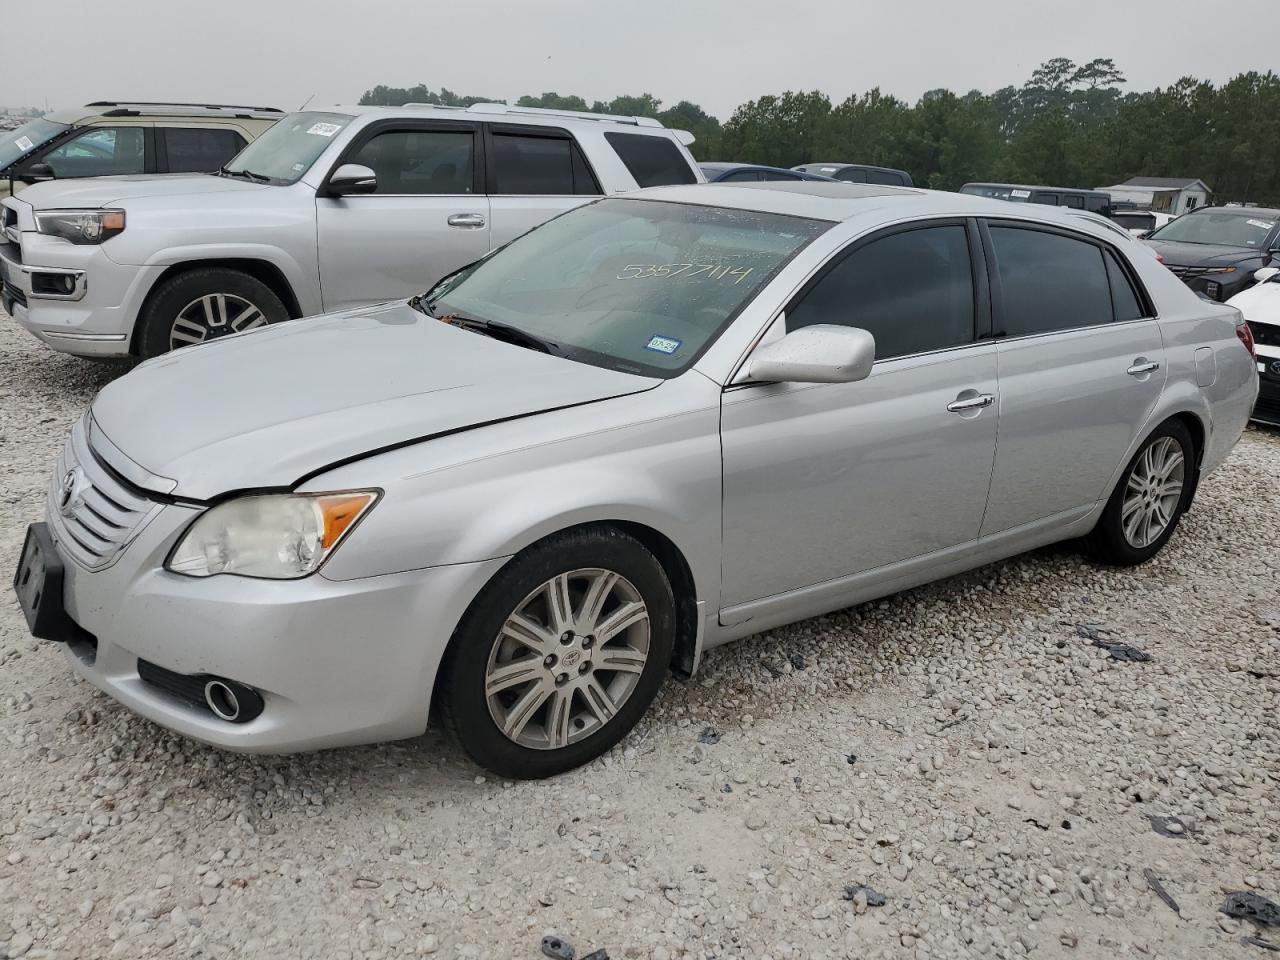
1142 206 1280 302
959 182 1113 217
699 162 833 183
792 163 914 187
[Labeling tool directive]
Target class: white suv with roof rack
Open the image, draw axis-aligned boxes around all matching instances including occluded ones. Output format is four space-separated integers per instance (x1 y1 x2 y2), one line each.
1 101 283 201
0 102 703 358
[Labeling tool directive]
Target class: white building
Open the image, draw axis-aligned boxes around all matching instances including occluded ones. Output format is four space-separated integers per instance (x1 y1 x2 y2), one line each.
1096 177 1212 215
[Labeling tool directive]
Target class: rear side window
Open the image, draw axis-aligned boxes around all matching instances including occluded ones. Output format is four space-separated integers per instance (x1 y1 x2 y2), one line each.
164 128 245 173
490 132 600 195
988 226 1113 336
604 132 696 187
760 171 802 181
1061 195 1085 209
835 168 867 183
351 129 474 194
1104 249 1145 321
787 224 975 360
866 169 902 186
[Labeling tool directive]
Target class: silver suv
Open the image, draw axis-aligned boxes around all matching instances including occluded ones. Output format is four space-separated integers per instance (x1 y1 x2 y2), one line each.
1 101 282 201
0 103 702 357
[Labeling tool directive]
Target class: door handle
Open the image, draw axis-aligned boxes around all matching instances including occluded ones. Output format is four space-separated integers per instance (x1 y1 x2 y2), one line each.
947 393 995 413
1127 359 1160 376
447 213 486 228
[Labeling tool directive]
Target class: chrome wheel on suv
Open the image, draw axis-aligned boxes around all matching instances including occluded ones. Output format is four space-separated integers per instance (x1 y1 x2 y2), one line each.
170 293 270 348
485 569 650 750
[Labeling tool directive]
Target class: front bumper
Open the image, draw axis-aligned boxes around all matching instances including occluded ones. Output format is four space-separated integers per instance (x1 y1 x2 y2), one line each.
1254 351 1280 425
0 233 162 357
33 420 509 752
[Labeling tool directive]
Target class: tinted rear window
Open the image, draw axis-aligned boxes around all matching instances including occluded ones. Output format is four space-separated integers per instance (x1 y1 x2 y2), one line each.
490 132 600 195
164 128 245 173
989 226 1113 336
604 132 697 187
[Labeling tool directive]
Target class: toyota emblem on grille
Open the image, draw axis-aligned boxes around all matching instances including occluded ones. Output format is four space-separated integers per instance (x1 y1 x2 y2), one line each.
57 468 82 518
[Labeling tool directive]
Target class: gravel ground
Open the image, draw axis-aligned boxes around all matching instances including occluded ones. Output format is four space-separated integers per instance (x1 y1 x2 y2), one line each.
1 309 1278 960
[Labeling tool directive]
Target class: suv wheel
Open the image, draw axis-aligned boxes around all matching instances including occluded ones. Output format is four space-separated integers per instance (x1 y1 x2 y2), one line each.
138 268 289 358
439 527 675 779
1086 419 1195 565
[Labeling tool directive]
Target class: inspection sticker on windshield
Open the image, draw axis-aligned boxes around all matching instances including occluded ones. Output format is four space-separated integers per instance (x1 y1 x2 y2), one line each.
14 136 33 152
306 122 342 137
1248 219 1275 230
1010 189 1032 199
645 335 682 355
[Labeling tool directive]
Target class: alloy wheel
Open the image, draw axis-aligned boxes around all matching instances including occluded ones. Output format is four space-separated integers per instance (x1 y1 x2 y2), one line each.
485 568 650 750
1121 436 1185 548
170 293 269 349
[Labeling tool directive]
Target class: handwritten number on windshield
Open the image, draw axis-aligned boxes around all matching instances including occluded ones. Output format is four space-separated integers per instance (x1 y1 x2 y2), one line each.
616 264 755 284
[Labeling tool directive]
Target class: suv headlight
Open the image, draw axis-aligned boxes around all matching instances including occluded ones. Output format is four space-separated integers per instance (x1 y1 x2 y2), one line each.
33 208 125 244
167 491 379 579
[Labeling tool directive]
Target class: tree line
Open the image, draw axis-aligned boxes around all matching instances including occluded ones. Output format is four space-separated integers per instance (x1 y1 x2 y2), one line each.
359 60 1280 206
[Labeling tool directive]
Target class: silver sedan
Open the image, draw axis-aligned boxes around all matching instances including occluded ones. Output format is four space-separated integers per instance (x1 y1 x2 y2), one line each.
13 182 1258 778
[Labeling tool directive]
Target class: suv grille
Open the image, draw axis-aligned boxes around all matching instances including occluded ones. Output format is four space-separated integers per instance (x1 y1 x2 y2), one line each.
47 418 159 570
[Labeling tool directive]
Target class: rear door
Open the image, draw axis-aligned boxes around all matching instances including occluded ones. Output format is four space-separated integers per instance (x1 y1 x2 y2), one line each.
980 221 1166 535
484 124 603 248
315 120 490 310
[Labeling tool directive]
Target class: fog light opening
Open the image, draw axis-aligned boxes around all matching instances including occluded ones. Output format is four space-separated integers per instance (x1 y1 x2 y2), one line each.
204 680 242 722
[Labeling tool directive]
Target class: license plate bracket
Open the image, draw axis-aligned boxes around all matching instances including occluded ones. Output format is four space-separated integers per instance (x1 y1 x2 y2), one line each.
12 522 73 642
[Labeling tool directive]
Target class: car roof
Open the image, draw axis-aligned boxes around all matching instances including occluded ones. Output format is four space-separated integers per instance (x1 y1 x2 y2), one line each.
963 181 1108 197
794 162 909 175
45 102 282 124
311 102 682 134
1190 205 1280 218
700 162 829 178
631 180 1127 230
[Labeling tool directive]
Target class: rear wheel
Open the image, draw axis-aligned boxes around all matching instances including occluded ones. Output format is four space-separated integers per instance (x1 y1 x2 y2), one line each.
137 267 289 358
1087 419 1195 565
438 527 675 779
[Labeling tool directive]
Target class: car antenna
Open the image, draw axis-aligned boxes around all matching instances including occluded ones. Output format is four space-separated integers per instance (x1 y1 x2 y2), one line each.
297 93 315 111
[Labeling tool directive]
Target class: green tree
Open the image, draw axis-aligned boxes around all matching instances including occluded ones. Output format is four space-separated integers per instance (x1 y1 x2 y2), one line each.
516 92 591 111
719 91 832 167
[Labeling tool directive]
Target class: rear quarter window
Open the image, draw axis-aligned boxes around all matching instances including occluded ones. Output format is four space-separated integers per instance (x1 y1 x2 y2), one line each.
603 132 697 187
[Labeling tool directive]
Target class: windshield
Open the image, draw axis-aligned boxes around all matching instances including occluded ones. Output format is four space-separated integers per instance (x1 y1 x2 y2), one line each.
1148 210 1276 248
221 111 351 183
959 184 1030 202
0 118 69 170
428 198 828 377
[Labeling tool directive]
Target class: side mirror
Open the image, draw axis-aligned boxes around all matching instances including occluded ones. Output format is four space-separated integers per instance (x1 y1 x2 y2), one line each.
326 163 377 196
1254 266 1280 283
18 162 53 182
748 324 876 384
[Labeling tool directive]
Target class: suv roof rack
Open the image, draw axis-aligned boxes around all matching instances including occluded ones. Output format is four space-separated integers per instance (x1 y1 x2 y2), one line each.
85 101 284 113
400 101 664 128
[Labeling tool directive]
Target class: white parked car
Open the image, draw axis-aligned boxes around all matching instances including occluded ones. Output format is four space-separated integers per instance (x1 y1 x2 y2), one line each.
1111 209 1176 238
0 103 702 358
1227 266 1280 424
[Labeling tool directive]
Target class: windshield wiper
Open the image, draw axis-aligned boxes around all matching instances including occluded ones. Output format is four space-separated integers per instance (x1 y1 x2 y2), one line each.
408 295 558 354
218 166 271 182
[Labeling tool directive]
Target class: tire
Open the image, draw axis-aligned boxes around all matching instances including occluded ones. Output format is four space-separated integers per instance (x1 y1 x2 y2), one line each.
1086 419 1195 566
438 527 675 779
137 267 289 358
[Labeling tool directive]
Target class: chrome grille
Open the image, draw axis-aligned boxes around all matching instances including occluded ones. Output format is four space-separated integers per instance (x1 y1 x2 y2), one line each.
47 418 159 570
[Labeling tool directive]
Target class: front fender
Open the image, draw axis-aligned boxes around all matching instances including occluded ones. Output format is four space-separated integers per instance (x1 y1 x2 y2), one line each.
130 243 319 316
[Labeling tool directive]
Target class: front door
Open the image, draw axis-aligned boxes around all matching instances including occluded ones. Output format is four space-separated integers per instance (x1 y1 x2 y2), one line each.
720 220 999 609
316 121 490 312
979 221 1167 535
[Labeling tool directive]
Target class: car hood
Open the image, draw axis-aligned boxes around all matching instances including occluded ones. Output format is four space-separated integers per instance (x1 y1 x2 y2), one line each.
1142 240 1263 267
15 174 269 210
1227 281 1280 328
90 302 660 500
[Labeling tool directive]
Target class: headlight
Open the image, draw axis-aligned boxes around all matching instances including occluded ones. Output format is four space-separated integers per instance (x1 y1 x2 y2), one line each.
33 208 125 244
167 491 379 579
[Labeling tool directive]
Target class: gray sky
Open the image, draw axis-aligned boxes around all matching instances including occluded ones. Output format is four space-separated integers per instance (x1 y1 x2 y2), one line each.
2 0 1274 118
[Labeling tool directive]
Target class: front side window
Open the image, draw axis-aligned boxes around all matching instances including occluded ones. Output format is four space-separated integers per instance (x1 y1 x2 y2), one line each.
42 127 146 177
787 225 975 360
164 128 245 173
1149 210 1274 248
989 226 1112 336
604 132 697 188
0 118 69 170
428 198 828 376
489 132 598 195
351 129 474 194
222 111 352 183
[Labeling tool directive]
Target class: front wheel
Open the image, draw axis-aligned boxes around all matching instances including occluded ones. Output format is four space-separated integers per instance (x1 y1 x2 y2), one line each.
137 267 289 358
1087 419 1195 565
438 527 675 779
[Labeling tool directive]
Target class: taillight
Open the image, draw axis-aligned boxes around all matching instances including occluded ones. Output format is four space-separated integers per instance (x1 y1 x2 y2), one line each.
1236 319 1256 360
